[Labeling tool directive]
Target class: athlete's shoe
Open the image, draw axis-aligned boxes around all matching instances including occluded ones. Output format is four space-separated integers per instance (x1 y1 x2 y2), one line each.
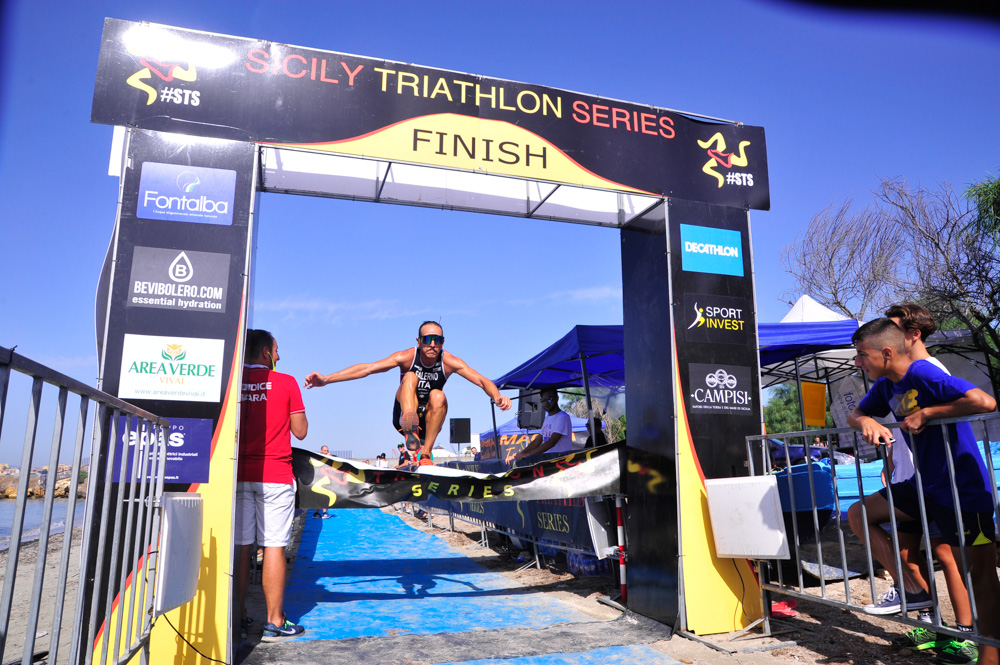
404 430 421 452
892 625 946 650
415 449 434 466
261 619 305 642
934 639 978 664
863 587 933 615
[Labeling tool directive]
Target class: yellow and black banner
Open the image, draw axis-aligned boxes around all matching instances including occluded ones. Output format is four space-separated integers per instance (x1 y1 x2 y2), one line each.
92 18 769 210
293 442 622 509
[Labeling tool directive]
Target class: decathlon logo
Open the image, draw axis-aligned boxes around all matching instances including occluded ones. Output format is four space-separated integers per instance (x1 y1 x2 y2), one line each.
689 363 753 415
137 162 236 225
679 224 743 277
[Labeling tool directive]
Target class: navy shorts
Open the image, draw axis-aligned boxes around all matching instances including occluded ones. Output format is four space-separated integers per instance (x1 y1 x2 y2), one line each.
880 482 996 548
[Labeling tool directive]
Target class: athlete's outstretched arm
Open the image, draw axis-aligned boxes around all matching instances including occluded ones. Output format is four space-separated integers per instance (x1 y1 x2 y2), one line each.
304 349 409 389
445 353 512 410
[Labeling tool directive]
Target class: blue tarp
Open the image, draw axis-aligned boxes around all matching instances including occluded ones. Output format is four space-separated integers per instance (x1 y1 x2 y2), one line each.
493 325 624 390
493 321 859 389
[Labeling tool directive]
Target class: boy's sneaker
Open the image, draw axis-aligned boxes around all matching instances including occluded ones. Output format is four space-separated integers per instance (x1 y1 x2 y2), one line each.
863 587 933 615
892 625 946 650
261 619 305 642
934 639 978 664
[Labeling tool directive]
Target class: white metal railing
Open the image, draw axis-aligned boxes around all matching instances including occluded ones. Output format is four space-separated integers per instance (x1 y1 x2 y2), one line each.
747 414 1000 650
0 346 168 665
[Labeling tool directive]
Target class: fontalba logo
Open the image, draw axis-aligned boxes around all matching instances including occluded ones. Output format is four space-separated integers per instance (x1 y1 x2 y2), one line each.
697 132 752 188
126 57 197 106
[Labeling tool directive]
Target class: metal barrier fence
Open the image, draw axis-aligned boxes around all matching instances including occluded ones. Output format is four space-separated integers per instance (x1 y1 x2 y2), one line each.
0 346 169 665
747 414 1000 651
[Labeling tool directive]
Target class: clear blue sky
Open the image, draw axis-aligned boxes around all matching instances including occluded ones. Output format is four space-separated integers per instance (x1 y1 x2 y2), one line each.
1 0 998 465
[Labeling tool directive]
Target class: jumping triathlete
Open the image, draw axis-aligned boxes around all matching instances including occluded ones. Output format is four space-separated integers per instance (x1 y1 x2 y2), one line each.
304 321 511 464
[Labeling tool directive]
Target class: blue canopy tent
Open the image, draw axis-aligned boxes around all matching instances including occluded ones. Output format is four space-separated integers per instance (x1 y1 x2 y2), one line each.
492 321 861 391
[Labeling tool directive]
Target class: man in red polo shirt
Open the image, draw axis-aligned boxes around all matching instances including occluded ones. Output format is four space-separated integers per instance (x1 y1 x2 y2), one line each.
236 329 308 642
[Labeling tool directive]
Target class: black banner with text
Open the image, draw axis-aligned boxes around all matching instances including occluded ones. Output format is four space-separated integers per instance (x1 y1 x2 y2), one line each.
92 19 768 209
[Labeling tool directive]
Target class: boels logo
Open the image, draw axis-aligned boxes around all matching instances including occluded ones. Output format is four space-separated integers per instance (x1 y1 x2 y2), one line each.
697 131 754 188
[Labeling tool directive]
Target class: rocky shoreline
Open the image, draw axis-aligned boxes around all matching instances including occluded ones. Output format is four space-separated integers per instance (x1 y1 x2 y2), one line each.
0 474 87 499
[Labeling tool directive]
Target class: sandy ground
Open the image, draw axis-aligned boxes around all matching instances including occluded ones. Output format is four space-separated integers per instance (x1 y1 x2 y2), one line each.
0 527 83 665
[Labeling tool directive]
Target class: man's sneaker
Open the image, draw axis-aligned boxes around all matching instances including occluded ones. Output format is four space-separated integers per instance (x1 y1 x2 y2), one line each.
892 625 946 650
863 587 933 615
934 639 978 664
415 449 434 466
261 619 305 642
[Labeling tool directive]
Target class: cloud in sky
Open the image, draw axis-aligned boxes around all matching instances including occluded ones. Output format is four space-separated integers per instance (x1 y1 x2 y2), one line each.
507 285 622 307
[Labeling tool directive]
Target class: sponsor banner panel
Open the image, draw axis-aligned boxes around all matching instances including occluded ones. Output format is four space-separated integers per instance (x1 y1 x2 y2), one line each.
291 443 621 510
137 162 236 224
683 293 749 345
113 416 213 483
128 246 230 312
433 495 597 551
668 199 761 480
687 363 754 416
679 223 743 277
118 334 225 403
92 18 769 209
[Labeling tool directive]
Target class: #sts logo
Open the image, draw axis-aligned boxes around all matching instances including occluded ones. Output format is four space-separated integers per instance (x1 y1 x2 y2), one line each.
127 57 200 106
697 132 753 188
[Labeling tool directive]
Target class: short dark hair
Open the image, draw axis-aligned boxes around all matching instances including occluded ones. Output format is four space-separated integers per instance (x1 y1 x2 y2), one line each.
245 329 274 360
418 320 443 336
885 302 937 341
852 317 905 353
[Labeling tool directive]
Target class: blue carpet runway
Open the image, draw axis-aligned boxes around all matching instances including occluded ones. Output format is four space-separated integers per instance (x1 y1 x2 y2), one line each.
240 508 677 665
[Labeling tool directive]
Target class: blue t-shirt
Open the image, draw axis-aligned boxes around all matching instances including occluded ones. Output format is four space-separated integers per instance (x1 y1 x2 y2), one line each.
858 359 991 511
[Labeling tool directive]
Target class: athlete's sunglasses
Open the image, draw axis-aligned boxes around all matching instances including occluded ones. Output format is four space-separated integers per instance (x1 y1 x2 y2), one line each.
418 334 445 345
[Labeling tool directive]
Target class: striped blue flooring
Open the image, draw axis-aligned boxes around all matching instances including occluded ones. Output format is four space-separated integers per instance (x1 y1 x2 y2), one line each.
286 509 593 640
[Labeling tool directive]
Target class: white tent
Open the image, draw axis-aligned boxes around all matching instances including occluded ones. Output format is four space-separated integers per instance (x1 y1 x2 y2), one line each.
779 294 850 323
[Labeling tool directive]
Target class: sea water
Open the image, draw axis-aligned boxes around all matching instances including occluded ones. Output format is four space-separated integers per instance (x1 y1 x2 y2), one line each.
0 498 88 551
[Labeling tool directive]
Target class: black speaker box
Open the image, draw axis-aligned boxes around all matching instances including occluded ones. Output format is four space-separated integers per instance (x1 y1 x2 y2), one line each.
517 389 545 429
449 418 471 443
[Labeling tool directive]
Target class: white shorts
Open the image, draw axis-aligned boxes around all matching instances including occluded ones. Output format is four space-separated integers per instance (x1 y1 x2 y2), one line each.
235 482 295 547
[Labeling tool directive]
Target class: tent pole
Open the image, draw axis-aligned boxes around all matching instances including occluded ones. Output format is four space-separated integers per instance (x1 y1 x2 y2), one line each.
794 357 806 434
580 356 595 446
490 400 500 461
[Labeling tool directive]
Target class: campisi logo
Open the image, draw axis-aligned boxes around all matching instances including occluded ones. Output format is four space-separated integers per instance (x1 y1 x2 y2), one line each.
162 344 187 362
697 132 752 188
691 365 752 409
176 172 201 193
705 369 738 390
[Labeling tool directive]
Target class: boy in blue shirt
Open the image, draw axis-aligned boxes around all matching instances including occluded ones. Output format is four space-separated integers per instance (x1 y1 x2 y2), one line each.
849 318 998 664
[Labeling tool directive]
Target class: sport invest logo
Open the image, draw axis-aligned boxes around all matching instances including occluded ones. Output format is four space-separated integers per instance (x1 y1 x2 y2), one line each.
679 224 743 277
683 293 749 344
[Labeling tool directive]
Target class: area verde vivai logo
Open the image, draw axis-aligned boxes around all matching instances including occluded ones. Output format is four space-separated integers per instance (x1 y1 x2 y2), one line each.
679 224 743 277
118 334 224 403
137 162 236 225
